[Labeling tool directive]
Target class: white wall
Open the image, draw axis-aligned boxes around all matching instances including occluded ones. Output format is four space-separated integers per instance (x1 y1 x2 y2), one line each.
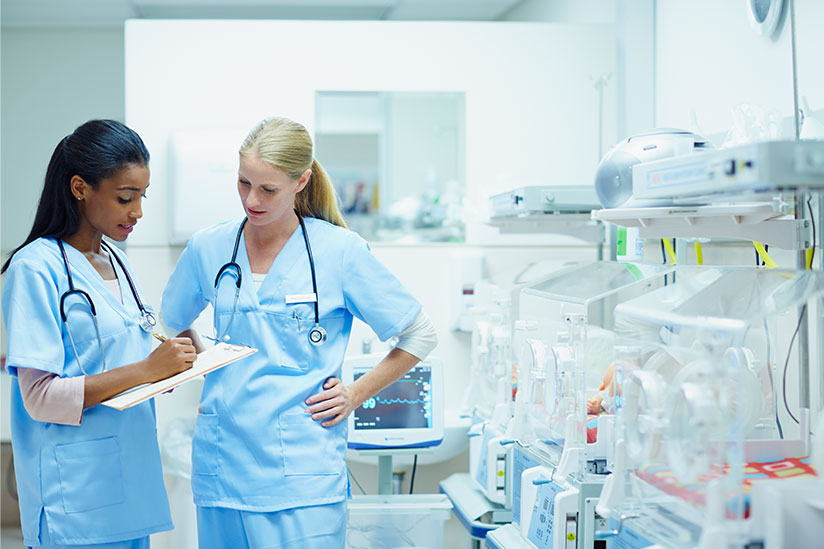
615 0 655 138
124 20 616 247
502 0 654 145
795 0 824 118
0 29 125 254
655 0 806 141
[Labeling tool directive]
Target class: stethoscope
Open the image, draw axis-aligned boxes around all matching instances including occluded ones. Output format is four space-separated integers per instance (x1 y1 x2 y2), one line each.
213 213 327 347
57 239 158 375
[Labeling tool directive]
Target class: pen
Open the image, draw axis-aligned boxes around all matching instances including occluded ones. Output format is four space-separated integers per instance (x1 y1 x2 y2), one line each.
150 330 168 342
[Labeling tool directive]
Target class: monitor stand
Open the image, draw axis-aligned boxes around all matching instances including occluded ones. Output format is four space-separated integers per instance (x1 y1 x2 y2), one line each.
352 447 435 494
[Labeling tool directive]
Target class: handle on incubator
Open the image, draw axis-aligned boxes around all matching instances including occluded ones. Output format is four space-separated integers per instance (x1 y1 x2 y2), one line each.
593 514 639 540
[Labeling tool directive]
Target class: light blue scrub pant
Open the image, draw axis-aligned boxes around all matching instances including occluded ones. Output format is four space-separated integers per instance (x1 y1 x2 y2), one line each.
30 513 149 549
196 501 347 549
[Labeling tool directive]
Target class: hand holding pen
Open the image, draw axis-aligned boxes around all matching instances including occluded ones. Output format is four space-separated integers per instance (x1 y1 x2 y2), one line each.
144 336 197 383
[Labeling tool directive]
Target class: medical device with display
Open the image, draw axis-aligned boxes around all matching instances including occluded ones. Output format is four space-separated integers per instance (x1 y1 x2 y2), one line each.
343 355 444 449
214 212 326 346
594 128 711 208
489 185 601 217
631 140 824 204
58 239 158 375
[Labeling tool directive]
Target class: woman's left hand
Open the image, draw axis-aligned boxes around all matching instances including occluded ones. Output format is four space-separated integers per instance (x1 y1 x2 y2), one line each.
305 377 358 427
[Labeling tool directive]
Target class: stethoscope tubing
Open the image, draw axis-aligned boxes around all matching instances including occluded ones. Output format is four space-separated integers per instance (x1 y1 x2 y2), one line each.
214 213 325 345
297 217 321 325
57 239 155 375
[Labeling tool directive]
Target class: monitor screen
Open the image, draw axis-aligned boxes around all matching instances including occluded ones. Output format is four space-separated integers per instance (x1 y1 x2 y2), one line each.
344 354 443 449
353 365 433 430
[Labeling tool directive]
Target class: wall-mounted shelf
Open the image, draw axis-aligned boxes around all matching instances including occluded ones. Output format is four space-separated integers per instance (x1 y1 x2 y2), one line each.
487 212 605 244
591 202 812 250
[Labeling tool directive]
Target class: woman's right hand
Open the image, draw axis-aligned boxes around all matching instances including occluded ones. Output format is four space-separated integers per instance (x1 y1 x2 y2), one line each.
144 337 197 383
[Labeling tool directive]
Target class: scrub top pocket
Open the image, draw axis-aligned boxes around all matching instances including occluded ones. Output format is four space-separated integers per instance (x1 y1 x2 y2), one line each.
54 436 125 514
279 411 344 476
193 413 221 476
278 310 346 374
278 304 315 373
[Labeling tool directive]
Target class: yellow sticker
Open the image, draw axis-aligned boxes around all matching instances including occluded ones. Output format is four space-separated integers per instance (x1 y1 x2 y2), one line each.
497 470 505 477
567 532 576 541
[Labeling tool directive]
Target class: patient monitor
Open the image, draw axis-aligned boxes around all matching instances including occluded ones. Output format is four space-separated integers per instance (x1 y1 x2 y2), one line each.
343 354 444 449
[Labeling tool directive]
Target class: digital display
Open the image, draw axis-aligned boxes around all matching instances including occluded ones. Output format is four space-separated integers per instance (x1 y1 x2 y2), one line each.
353 365 432 430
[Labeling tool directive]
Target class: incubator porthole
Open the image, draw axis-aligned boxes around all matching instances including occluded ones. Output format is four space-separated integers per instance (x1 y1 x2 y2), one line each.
722 347 763 436
666 379 721 482
624 369 667 464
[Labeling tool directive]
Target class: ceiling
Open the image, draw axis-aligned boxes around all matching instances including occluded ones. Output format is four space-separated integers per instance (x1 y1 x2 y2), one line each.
1 0 527 28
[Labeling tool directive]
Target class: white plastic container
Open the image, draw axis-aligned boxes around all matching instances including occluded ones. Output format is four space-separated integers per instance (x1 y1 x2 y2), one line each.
347 494 452 548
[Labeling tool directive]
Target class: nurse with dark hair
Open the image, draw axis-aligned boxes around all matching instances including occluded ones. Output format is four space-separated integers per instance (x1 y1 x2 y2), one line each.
2 119 196 548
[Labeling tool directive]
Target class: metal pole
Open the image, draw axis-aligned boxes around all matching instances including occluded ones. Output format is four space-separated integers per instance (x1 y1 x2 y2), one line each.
790 0 801 141
819 193 824 411
598 78 604 161
378 455 393 495
608 224 618 262
795 193 811 450
790 0 811 445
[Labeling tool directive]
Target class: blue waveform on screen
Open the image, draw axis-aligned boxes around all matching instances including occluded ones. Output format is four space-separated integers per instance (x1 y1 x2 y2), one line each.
379 397 426 405
361 396 428 409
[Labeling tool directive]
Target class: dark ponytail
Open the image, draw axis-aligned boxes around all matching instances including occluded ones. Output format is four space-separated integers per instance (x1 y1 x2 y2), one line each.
1 119 149 273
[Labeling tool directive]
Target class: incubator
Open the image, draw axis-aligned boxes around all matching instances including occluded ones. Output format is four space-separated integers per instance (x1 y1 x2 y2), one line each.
487 261 671 549
462 282 516 421
597 266 824 549
462 283 516 505
518 261 672 452
465 271 562 506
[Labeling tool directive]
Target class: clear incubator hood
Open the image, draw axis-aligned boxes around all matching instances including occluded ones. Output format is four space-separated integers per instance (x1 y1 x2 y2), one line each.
605 266 824 548
515 261 672 457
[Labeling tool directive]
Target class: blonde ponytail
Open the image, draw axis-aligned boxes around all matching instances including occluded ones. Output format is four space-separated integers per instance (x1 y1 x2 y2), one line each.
239 117 347 228
294 159 347 228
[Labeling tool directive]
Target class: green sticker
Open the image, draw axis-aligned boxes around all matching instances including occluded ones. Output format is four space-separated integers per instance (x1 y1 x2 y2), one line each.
617 226 627 257
621 262 644 280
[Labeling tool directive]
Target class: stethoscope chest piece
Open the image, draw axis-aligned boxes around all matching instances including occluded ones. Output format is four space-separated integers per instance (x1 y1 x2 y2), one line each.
308 325 327 347
138 309 158 332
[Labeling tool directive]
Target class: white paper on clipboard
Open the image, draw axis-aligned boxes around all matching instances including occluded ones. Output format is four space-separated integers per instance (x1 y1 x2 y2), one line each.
101 342 257 411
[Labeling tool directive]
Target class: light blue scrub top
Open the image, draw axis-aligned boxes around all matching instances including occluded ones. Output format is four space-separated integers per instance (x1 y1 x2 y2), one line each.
1 239 173 546
161 217 421 512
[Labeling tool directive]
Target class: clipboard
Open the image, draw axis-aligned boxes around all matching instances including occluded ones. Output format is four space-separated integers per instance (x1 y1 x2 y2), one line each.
101 342 257 411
